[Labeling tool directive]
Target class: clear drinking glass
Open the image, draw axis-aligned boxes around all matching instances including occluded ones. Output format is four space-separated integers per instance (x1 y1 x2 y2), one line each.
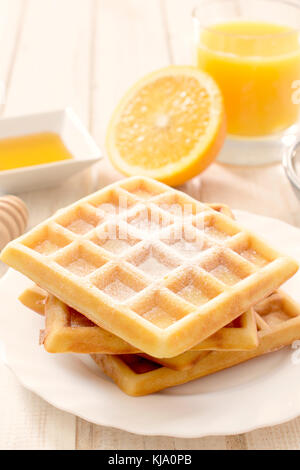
283 140 300 200
193 0 300 165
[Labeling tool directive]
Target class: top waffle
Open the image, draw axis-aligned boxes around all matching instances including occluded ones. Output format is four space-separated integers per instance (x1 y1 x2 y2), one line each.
1 176 298 358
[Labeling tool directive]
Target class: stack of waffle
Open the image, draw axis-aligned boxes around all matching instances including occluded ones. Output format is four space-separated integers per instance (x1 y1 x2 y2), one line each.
2 177 300 396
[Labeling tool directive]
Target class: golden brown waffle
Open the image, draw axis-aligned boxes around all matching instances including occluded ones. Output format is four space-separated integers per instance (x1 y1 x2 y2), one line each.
19 285 258 355
19 203 258 359
92 291 300 395
140 351 211 370
208 203 234 219
19 284 47 316
19 287 210 370
3 176 298 357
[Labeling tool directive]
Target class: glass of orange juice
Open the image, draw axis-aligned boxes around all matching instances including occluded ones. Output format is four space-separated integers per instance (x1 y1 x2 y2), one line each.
193 0 300 165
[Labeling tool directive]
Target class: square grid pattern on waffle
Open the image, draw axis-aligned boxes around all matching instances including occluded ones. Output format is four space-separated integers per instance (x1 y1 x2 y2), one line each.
3 177 298 358
91 292 300 395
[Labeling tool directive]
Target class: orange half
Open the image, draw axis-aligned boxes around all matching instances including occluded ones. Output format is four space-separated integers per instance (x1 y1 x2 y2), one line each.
106 66 226 186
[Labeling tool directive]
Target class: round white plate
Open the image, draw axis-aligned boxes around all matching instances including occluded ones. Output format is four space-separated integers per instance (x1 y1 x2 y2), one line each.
1 210 300 438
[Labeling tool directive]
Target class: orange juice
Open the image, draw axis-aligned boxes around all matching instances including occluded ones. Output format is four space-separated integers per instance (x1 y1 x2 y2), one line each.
196 21 300 136
0 132 73 171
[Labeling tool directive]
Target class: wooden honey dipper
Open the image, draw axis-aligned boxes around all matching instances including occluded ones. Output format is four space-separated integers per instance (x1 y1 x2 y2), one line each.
0 195 29 251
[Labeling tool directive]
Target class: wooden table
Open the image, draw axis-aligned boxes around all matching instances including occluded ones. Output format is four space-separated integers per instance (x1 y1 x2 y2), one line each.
1 0 300 450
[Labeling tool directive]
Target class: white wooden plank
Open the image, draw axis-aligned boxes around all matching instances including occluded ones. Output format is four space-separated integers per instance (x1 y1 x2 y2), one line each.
0 0 25 109
83 425 227 450
0 0 95 450
76 418 93 450
174 436 227 450
0 361 75 450
4 0 93 124
246 418 300 450
91 0 170 158
225 434 248 450
0 0 25 77
163 0 195 64
0 0 24 272
200 164 300 226
92 426 147 450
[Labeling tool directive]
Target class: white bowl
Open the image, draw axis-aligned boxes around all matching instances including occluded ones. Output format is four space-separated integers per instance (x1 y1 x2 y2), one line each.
0 108 102 193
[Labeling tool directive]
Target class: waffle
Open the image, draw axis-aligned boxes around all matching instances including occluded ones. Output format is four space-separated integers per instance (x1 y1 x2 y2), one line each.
3 176 297 358
19 285 258 356
208 203 234 219
140 351 210 370
18 285 210 370
19 203 258 357
92 291 300 395
19 284 46 316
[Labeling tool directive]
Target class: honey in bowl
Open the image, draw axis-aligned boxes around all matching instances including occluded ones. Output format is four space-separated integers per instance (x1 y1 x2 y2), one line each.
0 132 73 171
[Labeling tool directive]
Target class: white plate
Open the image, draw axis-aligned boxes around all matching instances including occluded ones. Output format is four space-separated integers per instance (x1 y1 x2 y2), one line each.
0 108 102 193
1 209 300 438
